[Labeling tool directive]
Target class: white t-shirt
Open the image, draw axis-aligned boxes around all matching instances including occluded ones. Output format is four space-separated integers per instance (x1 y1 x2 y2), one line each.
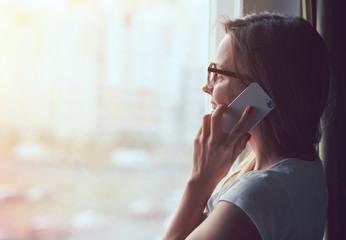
205 158 328 240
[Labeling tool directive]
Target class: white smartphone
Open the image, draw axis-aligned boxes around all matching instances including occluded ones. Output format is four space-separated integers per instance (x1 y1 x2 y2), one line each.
222 82 275 133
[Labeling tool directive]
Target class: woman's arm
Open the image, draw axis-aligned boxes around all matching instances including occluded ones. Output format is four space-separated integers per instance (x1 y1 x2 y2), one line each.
163 105 253 240
162 178 215 240
186 201 262 240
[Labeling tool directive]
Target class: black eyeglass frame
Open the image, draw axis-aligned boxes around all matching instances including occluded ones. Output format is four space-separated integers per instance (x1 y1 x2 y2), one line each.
207 62 242 89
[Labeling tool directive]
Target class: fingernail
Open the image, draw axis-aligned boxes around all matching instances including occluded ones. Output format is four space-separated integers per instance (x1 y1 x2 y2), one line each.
246 106 253 113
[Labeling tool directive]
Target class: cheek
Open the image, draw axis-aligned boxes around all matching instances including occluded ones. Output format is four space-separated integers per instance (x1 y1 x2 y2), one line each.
213 80 247 106
212 84 235 105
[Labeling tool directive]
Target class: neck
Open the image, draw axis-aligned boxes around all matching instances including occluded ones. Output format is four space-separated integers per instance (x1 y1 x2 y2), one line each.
249 126 316 170
248 131 285 170
250 141 285 170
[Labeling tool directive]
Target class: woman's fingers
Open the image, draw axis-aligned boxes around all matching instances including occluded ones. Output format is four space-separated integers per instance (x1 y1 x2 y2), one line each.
201 114 211 143
226 106 253 146
232 133 251 159
195 126 202 139
210 105 227 139
192 106 253 185
197 105 253 149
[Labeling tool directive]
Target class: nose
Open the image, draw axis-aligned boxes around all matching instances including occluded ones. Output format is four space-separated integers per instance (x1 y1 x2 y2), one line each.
202 84 212 94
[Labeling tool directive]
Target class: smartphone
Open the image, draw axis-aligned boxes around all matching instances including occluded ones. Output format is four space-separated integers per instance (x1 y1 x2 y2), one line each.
222 82 275 133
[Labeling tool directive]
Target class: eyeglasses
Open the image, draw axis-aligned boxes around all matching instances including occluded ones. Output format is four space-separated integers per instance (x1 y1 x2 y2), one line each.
207 62 241 89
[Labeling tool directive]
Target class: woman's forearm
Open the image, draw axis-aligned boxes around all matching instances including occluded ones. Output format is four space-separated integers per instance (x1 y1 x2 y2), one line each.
163 106 252 239
163 179 216 240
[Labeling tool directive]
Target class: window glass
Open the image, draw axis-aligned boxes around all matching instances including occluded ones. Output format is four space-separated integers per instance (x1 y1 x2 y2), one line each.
0 0 208 239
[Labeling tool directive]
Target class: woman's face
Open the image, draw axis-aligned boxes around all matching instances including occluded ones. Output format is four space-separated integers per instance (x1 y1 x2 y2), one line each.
203 34 246 110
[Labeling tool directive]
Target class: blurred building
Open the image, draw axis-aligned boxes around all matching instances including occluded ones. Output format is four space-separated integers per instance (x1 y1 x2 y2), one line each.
0 0 208 146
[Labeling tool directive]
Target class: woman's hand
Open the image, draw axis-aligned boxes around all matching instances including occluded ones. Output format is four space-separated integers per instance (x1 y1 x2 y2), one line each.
163 105 253 240
191 105 253 189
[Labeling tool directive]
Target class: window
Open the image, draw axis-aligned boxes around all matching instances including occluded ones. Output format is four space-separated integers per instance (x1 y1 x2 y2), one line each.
0 0 208 239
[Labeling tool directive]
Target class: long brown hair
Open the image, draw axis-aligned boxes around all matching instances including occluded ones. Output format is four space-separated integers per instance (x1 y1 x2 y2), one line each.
222 12 331 186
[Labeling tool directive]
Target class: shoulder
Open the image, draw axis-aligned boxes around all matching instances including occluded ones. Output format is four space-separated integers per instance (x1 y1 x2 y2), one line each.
215 158 326 239
213 163 297 239
220 157 324 203
220 169 289 205
195 172 285 240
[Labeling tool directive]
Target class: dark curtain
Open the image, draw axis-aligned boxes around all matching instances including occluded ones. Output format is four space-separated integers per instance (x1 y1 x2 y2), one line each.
309 0 346 239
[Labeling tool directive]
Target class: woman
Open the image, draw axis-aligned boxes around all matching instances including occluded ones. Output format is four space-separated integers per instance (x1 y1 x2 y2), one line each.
163 12 331 240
